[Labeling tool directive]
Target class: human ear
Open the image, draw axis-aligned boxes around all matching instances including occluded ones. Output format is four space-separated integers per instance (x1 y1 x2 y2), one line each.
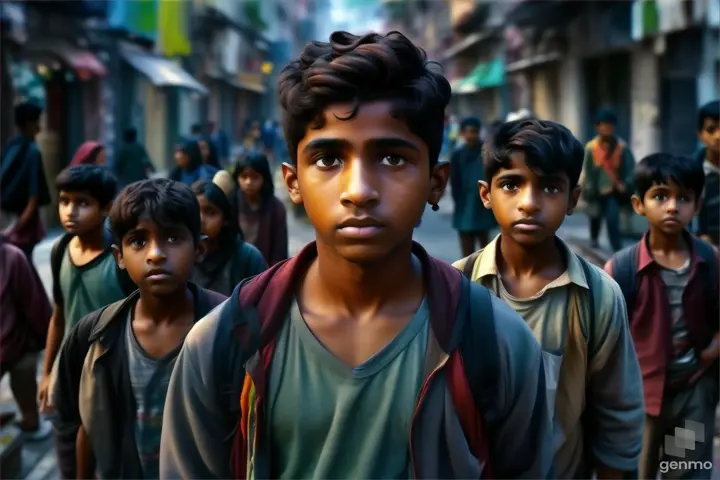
479 181 492 209
282 162 302 205
631 195 645 216
428 161 450 206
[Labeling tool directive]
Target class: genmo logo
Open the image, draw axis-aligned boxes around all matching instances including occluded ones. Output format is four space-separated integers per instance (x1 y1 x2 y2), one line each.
659 461 714 474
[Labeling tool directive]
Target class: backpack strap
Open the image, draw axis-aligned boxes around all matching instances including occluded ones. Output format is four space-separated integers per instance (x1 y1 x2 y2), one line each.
692 237 719 327
462 250 483 279
454 275 499 416
609 243 641 316
51 234 74 305
213 278 261 437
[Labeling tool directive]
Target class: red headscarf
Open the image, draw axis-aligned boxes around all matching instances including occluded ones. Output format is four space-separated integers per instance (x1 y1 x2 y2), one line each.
70 141 104 166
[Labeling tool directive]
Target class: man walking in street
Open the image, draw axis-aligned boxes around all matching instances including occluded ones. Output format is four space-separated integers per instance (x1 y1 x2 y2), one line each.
450 116 496 256
581 108 636 252
0 102 51 264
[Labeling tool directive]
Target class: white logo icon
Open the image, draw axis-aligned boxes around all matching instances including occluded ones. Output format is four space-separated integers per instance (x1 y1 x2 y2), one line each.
664 420 705 458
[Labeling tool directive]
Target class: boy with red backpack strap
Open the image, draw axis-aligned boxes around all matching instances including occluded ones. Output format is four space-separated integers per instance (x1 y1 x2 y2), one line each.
454 119 644 478
159 31 554 479
604 153 719 480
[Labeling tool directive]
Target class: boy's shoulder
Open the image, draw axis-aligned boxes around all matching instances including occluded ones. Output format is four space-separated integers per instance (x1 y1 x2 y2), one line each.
0 238 25 262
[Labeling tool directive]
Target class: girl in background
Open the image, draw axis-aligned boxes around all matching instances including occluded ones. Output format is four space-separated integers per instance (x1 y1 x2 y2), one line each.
198 136 221 169
232 153 288 266
169 140 218 186
69 141 105 166
191 177 266 295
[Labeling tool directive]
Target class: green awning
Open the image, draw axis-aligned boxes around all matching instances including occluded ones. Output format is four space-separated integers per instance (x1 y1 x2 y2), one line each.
452 58 505 94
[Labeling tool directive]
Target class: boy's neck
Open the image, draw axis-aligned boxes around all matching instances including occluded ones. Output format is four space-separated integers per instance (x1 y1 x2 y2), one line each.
75 226 106 250
497 234 564 277
647 227 687 254
706 149 719 167
307 240 423 315
136 285 194 324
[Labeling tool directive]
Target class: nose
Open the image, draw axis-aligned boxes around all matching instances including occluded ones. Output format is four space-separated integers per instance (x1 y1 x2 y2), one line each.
146 240 167 265
339 159 379 208
517 186 542 214
666 197 679 213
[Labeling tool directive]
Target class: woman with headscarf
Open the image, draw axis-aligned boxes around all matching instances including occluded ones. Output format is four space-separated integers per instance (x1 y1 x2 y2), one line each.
69 141 105 166
168 140 219 186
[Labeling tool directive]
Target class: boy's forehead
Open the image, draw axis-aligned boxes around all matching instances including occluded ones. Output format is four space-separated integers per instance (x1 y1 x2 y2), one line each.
59 189 94 198
649 178 690 191
496 151 569 181
128 215 188 234
299 100 425 150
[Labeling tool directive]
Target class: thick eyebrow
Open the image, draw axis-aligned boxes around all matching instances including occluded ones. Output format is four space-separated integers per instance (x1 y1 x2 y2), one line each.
495 171 568 184
302 137 421 154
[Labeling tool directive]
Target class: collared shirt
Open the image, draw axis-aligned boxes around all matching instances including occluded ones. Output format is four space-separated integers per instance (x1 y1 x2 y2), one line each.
454 235 644 477
605 231 719 416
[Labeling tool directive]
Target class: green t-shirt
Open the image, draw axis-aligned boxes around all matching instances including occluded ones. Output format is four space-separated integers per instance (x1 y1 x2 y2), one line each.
59 247 126 336
268 298 429 479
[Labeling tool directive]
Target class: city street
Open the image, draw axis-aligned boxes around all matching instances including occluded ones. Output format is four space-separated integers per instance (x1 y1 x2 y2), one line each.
1 190 719 479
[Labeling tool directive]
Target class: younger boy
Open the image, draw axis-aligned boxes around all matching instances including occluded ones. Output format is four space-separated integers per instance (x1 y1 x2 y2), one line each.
454 119 644 478
160 31 554 479
696 100 720 246
37 165 130 478
604 153 718 479
53 179 226 479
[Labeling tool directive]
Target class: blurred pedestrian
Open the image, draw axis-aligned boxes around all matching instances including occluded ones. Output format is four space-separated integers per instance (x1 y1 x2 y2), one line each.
169 140 219 186
0 102 51 262
207 121 231 166
198 135 221 169
113 127 155 187
69 141 105 166
191 178 266 295
0 232 52 440
450 116 496 256
581 108 635 252
695 100 720 246
232 152 288 266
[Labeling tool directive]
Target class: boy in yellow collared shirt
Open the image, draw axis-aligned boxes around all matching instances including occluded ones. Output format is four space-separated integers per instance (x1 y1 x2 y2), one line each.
453 119 644 479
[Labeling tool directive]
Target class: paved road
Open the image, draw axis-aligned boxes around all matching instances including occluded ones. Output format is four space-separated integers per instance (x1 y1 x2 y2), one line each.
2 193 718 479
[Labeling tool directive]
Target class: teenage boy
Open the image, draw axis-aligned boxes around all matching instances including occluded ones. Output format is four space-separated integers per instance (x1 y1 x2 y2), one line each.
604 153 719 479
53 179 226 479
450 116 496 256
581 108 635 252
1 102 51 261
696 100 720 246
160 31 554 479
454 119 644 478
37 165 131 478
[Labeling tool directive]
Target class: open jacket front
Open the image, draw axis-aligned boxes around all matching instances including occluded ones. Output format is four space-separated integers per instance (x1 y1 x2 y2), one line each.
158 242 554 479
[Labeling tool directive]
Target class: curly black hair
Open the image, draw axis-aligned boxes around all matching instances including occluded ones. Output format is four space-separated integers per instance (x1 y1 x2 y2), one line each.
278 31 451 168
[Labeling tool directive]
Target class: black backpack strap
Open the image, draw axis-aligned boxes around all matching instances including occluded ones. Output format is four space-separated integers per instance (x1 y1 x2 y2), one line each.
692 237 719 326
51 234 74 305
213 279 261 438
462 250 483 279
453 276 499 417
609 243 641 316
